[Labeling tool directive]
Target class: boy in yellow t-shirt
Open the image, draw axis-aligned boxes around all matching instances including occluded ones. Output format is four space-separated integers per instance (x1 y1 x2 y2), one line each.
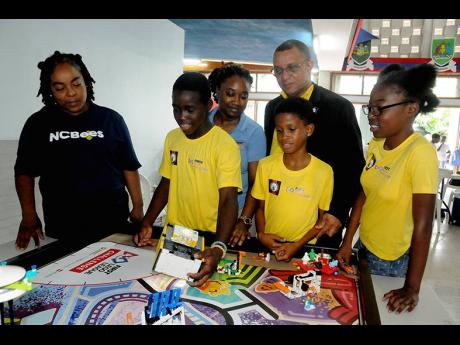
338 63 439 314
134 72 242 287
252 97 333 261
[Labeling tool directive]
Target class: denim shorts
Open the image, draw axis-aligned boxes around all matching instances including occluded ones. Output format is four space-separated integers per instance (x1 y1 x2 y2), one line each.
354 239 409 278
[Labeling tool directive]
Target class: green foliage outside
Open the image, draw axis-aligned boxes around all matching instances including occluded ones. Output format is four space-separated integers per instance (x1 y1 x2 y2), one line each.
414 109 451 135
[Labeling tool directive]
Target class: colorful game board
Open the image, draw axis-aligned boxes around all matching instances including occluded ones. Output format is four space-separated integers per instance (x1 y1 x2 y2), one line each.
8 242 364 325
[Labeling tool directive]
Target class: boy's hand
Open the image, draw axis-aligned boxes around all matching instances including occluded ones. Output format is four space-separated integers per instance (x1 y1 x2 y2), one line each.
257 232 286 251
187 247 222 287
336 244 353 264
229 222 251 247
273 242 301 262
315 213 342 238
133 223 155 247
383 286 419 313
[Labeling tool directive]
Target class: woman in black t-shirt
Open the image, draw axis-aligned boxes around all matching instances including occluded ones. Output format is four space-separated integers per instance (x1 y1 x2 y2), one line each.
14 51 144 249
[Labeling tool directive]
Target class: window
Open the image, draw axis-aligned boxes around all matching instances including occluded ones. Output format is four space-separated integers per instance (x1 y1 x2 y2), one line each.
363 75 378 95
250 73 257 92
434 28 443 36
256 101 268 128
245 100 256 120
433 77 459 98
334 75 363 95
256 74 281 93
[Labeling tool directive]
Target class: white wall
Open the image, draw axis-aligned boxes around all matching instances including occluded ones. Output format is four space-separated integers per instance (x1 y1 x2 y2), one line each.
0 19 184 245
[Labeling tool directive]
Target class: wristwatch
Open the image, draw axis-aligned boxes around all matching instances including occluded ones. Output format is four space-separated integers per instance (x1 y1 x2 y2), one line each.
238 215 253 225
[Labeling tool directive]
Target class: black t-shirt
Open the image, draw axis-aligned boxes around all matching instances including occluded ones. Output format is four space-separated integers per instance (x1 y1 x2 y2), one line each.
14 103 142 239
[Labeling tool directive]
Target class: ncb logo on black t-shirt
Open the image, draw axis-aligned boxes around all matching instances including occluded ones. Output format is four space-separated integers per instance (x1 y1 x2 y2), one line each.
49 130 104 142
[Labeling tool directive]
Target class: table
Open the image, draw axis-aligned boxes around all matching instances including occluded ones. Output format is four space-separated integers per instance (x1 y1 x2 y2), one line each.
3 232 380 325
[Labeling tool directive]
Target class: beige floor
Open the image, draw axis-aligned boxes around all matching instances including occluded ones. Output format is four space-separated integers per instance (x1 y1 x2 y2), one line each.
425 221 460 324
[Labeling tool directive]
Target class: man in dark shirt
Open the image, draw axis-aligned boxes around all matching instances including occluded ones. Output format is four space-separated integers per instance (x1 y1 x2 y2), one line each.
264 39 365 248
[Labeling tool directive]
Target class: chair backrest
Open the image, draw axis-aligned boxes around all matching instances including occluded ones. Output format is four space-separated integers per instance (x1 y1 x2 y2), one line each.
126 173 152 213
139 173 152 211
446 172 460 189
439 168 453 180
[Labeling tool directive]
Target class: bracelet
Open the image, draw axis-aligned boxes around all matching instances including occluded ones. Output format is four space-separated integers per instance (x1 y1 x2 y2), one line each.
211 240 227 258
238 215 253 226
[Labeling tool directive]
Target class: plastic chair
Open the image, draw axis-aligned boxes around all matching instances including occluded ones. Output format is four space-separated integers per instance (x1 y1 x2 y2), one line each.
127 173 152 213
447 174 460 212
435 168 453 232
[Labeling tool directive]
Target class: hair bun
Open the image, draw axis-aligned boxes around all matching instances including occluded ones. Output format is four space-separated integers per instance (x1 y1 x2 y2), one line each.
405 63 437 91
381 64 404 75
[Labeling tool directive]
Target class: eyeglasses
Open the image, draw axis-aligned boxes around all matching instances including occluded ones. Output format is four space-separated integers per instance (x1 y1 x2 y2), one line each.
271 60 308 77
362 100 415 117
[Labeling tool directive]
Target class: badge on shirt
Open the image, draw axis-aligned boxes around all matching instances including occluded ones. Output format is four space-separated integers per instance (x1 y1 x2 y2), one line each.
268 179 282 195
170 151 178 165
366 154 376 170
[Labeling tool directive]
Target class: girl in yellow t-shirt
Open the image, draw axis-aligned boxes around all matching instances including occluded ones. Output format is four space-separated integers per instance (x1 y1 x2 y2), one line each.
252 97 333 261
338 64 439 314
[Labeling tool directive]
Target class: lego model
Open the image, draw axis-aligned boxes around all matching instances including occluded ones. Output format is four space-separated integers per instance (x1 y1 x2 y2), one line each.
217 259 241 275
0 263 37 325
320 261 339 276
217 251 246 276
2 265 37 291
0 262 37 291
152 225 204 280
276 271 321 300
338 257 354 275
304 286 319 311
142 287 184 325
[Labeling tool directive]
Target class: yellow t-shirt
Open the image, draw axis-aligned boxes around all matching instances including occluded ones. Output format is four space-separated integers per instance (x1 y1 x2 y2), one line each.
160 126 242 233
360 133 438 260
270 84 315 155
251 153 333 242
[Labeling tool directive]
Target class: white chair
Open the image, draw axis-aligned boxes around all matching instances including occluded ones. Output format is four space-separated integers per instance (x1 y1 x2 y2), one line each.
127 173 152 214
446 173 460 213
139 173 152 213
435 168 453 232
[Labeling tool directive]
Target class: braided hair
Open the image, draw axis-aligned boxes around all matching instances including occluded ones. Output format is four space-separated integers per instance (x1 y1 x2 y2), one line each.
375 63 439 114
208 63 253 103
37 51 95 107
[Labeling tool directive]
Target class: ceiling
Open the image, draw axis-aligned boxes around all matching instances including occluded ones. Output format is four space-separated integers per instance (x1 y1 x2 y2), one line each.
169 19 317 66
